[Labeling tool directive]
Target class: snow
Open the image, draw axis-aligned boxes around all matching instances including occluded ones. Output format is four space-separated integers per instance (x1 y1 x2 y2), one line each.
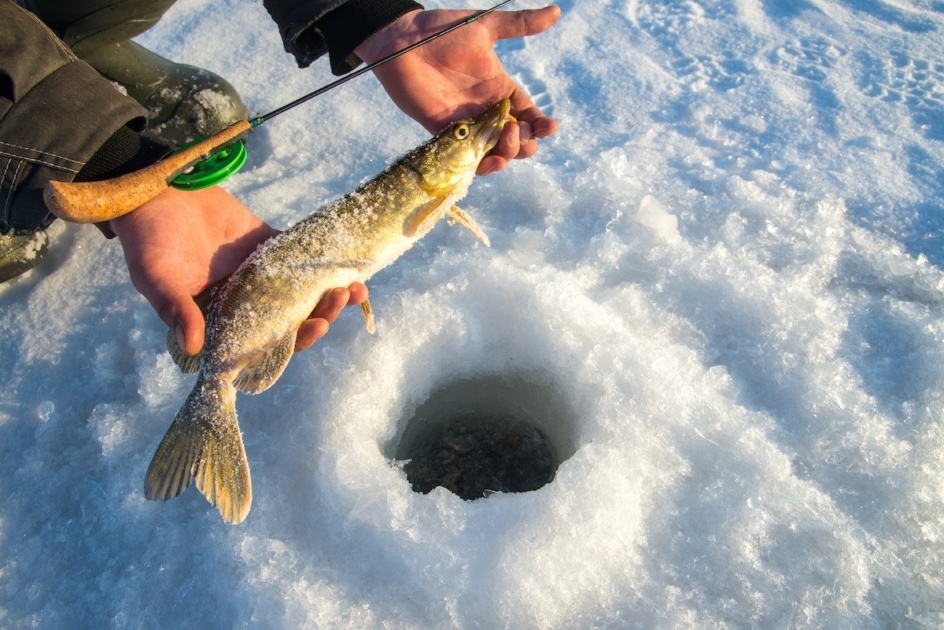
2 0 944 627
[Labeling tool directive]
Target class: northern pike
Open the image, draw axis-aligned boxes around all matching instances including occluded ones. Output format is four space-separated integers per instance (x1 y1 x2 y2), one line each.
144 99 512 523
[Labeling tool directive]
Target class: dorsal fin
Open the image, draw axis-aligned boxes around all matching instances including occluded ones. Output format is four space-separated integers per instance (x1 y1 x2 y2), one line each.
233 332 296 394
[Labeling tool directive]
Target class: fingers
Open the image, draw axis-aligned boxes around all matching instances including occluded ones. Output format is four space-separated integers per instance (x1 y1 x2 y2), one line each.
485 5 562 41
511 98 558 139
480 95 559 176
479 75 559 173
311 287 355 322
294 283 370 352
148 284 206 356
295 319 330 352
155 279 366 357
478 121 515 175
345 282 369 306
496 119 522 160
477 154 508 176
119 239 208 357
479 121 535 176
485 5 560 147
175 299 207 357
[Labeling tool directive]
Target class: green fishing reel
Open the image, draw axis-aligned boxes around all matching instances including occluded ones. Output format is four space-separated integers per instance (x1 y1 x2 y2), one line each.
170 137 248 191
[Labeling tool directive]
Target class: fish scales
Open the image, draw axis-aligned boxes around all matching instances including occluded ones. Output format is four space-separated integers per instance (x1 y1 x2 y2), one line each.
208 163 456 362
145 99 512 523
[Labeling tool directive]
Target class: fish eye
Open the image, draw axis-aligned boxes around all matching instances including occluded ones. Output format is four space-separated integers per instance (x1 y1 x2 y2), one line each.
453 124 471 140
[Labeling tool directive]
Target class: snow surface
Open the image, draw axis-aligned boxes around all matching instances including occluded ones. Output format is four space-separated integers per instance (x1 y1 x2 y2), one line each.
2 0 944 627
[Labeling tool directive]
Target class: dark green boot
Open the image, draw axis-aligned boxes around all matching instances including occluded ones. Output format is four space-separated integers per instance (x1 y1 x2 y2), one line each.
0 231 49 284
79 40 250 146
21 0 249 146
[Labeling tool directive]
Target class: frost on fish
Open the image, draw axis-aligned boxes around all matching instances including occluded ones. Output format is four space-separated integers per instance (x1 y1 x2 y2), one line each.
145 100 512 524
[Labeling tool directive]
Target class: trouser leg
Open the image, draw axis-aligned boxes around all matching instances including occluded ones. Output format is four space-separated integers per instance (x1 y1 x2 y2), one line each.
21 0 249 146
1 0 247 283
0 232 49 283
19 0 178 51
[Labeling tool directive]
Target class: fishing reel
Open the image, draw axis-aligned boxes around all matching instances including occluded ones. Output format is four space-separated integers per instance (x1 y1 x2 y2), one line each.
170 137 248 191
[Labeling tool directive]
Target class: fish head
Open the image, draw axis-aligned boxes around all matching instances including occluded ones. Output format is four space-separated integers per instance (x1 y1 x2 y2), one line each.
409 99 513 194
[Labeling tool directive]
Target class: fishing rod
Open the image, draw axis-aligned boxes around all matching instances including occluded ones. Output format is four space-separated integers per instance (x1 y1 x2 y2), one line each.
44 0 516 224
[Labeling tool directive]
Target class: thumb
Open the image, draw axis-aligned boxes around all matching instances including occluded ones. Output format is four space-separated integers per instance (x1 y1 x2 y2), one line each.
485 5 561 41
148 285 207 357
174 298 207 358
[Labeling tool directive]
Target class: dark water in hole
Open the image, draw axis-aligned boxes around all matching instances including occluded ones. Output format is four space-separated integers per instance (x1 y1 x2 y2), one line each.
392 374 576 500
403 413 557 500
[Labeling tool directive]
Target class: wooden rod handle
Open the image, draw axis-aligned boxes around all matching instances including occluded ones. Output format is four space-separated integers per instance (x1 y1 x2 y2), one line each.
44 119 252 224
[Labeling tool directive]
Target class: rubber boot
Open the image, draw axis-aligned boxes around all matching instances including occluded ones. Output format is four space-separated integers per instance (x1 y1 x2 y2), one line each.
20 0 249 146
0 231 49 284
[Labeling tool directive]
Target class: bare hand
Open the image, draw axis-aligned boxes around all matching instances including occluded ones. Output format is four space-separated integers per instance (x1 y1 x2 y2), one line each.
109 186 367 356
355 5 561 176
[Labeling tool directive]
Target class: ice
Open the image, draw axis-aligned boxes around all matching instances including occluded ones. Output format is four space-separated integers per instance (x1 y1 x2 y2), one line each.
633 194 680 242
2 0 944 627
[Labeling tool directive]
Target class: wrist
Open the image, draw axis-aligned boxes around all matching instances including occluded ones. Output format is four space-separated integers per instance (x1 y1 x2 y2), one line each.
108 186 185 239
78 126 172 239
319 0 424 74
353 8 424 64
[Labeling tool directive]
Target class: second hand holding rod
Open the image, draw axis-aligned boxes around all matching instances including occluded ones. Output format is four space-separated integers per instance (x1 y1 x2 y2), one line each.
44 0 516 224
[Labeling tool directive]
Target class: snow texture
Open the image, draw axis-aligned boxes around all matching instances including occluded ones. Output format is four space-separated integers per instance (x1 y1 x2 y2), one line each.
2 0 944 627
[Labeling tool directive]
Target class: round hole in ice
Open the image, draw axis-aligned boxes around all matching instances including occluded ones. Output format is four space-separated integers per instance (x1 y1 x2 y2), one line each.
391 373 577 500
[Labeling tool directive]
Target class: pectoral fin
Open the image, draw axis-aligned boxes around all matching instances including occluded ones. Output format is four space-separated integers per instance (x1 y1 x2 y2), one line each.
404 196 451 238
233 332 295 394
447 206 490 247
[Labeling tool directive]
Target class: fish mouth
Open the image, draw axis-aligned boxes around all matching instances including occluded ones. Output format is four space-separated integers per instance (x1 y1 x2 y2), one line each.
475 98 513 156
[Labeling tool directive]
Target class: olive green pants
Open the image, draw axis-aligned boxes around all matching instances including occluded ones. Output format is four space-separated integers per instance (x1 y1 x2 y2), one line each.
18 0 248 147
17 0 177 52
1 1 146 234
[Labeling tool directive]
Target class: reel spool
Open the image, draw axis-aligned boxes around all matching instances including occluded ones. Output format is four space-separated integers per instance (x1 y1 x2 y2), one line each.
170 138 248 190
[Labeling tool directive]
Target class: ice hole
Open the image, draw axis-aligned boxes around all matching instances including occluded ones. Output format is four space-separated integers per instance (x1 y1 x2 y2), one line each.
390 373 578 500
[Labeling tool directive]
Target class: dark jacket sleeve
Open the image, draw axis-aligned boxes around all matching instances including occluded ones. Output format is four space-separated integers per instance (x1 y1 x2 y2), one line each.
0 0 147 235
262 0 423 74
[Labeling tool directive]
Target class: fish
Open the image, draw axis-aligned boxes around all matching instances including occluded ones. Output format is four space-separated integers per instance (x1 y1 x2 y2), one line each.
144 99 513 524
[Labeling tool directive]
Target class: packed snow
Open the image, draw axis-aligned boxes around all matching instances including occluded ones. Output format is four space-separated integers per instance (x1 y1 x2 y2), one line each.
2 0 944 627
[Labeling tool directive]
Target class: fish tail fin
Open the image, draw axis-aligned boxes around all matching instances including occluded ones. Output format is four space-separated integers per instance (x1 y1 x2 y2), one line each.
144 373 252 524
